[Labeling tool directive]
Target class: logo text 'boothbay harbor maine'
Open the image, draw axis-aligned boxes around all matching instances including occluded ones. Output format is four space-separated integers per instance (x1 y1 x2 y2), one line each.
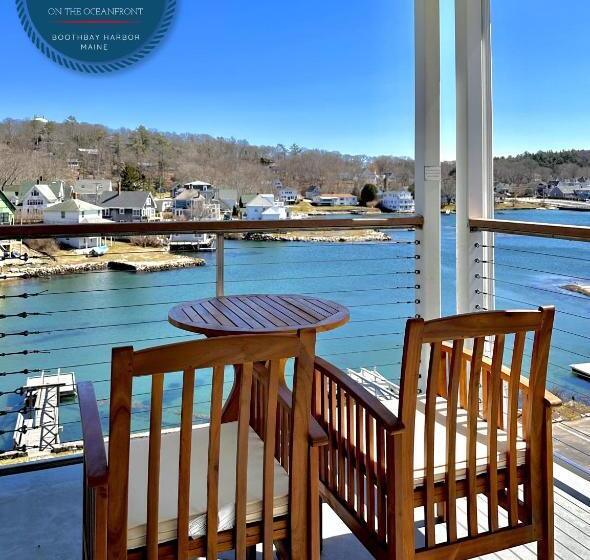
16 1 176 73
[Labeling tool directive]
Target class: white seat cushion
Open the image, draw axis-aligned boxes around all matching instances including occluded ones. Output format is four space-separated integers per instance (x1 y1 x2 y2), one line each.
108 422 290 550
381 395 527 487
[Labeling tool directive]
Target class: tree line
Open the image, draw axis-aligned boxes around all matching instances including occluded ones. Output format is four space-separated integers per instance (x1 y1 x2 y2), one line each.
0 116 588 196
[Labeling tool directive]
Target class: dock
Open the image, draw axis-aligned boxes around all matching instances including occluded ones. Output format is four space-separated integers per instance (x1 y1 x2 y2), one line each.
13 370 76 453
346 367 399 400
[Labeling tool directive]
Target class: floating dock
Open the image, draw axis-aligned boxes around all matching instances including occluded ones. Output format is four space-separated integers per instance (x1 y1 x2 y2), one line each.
571 363 590 380
346 367 399 400
13 370 76 453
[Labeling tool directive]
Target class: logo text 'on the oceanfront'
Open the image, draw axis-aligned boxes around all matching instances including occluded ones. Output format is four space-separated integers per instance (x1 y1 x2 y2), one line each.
16 1 176 73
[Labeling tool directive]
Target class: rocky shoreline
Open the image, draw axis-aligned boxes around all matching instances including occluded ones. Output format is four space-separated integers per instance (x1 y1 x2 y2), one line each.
1 256 206 280
242 230 391 243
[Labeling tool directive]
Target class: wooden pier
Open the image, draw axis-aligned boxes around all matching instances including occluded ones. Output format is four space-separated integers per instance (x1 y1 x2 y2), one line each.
13 371 76 453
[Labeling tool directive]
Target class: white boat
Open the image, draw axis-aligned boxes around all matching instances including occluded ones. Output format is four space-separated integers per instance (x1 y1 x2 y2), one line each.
87 244 109 257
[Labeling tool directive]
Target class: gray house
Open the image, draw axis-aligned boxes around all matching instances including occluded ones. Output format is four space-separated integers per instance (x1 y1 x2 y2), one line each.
216 188 239 214
98 190 156 222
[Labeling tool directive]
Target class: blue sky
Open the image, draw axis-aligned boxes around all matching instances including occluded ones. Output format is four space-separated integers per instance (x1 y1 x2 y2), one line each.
0 1 589 160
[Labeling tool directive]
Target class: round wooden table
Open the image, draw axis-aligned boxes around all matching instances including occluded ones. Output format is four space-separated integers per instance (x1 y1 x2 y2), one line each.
168 294 350 337
169 294 350 424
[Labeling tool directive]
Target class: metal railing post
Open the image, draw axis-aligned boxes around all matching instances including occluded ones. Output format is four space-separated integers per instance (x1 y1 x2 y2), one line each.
216 233 224 297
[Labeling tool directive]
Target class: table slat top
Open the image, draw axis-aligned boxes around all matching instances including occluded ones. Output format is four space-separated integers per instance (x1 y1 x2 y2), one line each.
169 294 349 336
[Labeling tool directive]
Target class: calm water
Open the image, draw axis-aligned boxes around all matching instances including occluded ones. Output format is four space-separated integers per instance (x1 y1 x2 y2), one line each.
0 209 589 448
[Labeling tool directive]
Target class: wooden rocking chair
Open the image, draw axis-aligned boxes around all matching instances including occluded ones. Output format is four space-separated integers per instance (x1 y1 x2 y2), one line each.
78 330 326 560
313 307 561 559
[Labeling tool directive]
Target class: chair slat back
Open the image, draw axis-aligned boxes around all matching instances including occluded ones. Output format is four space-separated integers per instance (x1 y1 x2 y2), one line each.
106 331 316 559
398 307 554 547
146 373 164 558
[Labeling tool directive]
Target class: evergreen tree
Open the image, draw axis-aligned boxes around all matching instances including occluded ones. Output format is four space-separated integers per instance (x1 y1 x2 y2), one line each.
120 164 145 191
360 183 378 206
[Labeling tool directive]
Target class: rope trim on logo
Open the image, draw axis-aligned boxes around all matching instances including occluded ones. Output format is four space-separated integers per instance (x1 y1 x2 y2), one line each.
15 0 176 73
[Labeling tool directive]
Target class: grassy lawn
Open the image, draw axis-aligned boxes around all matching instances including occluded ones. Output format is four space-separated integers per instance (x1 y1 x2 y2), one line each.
291 201 381 214
22 240 194 266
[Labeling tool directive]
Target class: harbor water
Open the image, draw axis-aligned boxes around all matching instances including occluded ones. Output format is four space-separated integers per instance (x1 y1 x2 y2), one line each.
0 209 589 449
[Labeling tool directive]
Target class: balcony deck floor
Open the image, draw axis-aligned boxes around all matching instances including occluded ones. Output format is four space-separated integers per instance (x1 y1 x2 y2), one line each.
0 462 587 559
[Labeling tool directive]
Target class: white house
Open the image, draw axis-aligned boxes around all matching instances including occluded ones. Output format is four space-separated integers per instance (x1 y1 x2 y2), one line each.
245 194 287 220
155 198 173 215
312 193 358 206
274 186 299 205
20 184 60 217
43 198 110 252
378 190 415 213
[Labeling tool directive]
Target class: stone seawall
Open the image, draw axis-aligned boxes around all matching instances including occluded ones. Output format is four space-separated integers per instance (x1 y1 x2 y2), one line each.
562 284 590 297
242 230 391 243
2 257 206 280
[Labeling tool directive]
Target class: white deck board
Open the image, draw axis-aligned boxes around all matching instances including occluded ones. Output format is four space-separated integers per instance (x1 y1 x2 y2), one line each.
0 461 587 559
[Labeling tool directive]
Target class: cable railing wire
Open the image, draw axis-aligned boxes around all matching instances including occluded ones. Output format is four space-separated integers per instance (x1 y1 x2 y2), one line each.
480 244 590 264
479 275 590 302
36 289 417 316
0 313 414 340
484 260 590 284
5 328 404 358
3 268 416 299
488 293 590 322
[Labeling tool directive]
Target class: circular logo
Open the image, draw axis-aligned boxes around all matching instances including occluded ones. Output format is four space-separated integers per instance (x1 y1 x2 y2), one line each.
16 1 176 73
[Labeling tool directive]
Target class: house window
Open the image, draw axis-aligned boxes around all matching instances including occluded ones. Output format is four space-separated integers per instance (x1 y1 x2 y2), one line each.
81 211 85 217
61 211 66 219
31 189 39 197
119 208 124 215
133 209 141 217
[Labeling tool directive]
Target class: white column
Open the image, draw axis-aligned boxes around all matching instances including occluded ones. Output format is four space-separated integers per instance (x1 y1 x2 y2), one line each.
415 0 441 393
455 0 494 314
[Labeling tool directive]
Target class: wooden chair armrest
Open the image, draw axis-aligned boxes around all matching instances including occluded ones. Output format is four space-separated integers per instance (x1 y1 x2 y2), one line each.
511 372 562 408
442 342 562 408
484 354 561 408
278 385 328 447
78 381 108 488
314 357 404 435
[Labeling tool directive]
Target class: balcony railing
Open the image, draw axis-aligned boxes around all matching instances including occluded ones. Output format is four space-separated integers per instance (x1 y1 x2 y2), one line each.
0 214 588 475
0 216 422 469
0 214 588 560
470 217 590 471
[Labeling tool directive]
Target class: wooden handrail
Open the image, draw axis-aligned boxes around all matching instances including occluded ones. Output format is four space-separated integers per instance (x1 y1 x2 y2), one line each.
470 218 590 241
441 343 562 408
0 215 423 239
314 357 404 434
